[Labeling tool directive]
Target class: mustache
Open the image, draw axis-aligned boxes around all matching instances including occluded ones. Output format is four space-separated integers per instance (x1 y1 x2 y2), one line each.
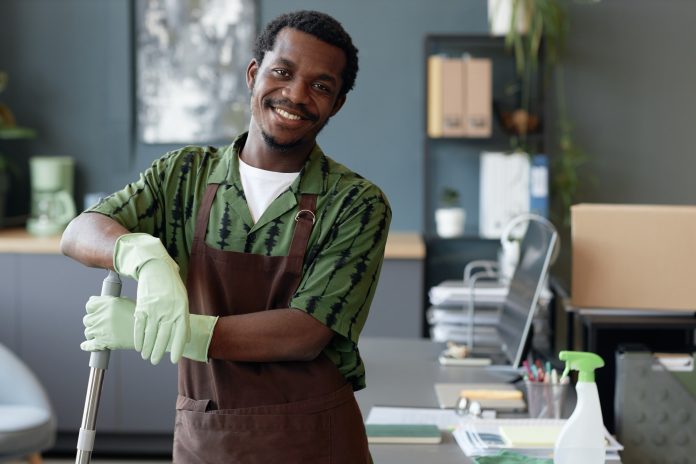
264 98 319 122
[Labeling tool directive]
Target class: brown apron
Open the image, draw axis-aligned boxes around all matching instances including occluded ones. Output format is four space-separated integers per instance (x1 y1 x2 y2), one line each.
173 183 370 463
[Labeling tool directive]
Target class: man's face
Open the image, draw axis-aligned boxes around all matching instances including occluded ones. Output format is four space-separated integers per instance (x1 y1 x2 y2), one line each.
247 27 347 151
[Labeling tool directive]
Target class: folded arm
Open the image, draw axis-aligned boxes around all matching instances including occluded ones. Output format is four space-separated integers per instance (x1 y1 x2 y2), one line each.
61 212 127 270
209 309 334 362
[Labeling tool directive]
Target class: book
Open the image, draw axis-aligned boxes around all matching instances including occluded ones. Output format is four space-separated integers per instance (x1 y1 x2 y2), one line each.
435 383 526 411
365 424 442 444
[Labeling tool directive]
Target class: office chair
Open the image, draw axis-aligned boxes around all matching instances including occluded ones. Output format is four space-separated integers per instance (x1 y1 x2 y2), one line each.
0 343 56 463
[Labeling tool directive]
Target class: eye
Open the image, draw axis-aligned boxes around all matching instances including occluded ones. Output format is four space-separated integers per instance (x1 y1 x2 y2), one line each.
273 68 290 78
312 82 331 93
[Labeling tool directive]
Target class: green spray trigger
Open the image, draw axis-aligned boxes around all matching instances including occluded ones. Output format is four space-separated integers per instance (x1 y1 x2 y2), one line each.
559 351 604 383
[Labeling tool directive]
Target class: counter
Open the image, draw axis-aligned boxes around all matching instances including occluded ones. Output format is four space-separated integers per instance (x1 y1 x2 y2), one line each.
0 228 424 259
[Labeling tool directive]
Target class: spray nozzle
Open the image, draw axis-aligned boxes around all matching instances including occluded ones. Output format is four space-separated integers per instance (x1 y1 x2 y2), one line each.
559 351 604 383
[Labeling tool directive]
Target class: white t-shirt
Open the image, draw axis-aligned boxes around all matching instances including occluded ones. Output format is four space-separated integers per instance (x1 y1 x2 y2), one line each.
238 158 300 223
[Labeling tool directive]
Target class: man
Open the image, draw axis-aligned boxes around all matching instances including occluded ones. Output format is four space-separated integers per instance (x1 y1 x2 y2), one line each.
61 10 390 463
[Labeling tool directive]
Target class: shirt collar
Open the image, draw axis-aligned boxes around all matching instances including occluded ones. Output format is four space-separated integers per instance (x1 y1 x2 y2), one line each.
209 132 329 195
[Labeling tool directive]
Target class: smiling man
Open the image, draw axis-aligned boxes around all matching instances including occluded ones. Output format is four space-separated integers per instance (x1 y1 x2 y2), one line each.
61 10 390 464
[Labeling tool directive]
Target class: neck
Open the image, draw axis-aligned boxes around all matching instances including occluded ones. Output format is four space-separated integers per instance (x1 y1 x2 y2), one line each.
242 124 313 172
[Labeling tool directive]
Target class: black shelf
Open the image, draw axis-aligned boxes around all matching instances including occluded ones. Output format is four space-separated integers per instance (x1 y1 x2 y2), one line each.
421 34 547 337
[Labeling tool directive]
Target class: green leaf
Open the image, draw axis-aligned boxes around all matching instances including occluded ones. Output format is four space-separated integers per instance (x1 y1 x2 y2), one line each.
0 126 37 139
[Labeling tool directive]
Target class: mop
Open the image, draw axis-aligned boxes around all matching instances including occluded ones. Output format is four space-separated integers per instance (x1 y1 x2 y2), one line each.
75 270 121 464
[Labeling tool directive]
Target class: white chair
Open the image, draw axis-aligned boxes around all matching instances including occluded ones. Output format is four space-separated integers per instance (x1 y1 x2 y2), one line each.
0 343 56 463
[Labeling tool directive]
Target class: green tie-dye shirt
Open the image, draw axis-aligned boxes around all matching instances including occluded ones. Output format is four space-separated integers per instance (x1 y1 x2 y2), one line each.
88 133 391 390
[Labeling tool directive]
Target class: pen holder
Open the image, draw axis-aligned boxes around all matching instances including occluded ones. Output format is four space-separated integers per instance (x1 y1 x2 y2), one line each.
524 380 568 419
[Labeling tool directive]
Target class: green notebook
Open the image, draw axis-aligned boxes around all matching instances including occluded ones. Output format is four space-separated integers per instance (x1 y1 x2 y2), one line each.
365 424 442 444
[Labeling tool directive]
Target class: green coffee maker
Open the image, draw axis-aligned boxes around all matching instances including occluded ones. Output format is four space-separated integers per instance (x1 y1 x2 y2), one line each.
26 156 76 236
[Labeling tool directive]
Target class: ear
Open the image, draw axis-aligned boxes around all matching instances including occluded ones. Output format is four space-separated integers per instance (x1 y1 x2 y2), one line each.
330 95 346 117
246 59 259 91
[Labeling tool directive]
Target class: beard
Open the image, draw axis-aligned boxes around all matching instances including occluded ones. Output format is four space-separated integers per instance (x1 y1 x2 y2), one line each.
259 118 330 152
260 128 305 152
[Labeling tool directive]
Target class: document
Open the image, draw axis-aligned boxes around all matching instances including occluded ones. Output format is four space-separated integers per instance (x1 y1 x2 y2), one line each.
452 418 623 458
366 406 463 431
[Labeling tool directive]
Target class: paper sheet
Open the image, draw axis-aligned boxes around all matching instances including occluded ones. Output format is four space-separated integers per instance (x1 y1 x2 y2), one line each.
365 406 463 431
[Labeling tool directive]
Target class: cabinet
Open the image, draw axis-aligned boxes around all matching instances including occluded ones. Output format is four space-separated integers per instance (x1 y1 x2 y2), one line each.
0 253 179 453
422 35 546 334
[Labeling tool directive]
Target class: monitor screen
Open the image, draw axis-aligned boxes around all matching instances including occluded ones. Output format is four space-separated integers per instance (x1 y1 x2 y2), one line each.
496 220 558 368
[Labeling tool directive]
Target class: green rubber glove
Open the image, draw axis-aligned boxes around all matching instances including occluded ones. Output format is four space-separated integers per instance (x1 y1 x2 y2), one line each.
81 296 137 351
113 233 190 365
81 296 218 363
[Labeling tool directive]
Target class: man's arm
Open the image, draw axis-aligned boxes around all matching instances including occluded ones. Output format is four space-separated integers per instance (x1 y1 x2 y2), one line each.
61 212 129 270
64 213 332 362
209 309 335 362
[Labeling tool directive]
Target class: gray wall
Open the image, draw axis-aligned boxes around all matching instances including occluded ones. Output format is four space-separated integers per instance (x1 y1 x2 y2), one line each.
2 0 695 232
0 0 487 232
564 0 696 205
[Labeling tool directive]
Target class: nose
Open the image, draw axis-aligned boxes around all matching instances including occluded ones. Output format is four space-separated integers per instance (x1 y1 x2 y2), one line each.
283 79 310 104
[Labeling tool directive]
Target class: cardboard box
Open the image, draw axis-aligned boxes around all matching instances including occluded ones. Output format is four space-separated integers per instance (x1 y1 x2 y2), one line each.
571 204 696 311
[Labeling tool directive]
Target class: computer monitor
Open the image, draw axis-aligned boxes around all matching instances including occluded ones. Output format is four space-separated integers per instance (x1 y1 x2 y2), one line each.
496 219 558 369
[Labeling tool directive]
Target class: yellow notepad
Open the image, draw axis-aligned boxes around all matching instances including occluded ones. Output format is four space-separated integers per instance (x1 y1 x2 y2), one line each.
498 424 563 448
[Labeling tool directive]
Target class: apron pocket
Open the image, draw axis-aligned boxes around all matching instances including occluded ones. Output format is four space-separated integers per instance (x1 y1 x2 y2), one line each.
174 398 331 464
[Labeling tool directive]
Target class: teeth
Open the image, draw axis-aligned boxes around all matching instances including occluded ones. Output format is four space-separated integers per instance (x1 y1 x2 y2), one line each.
274 107 301 120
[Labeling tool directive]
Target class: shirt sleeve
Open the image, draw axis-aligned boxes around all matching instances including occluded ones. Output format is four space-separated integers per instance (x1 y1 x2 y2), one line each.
290 187 392 345
86 151 175 235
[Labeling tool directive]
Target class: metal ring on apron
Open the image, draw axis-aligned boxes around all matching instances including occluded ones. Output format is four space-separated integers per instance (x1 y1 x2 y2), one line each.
295 209 316 224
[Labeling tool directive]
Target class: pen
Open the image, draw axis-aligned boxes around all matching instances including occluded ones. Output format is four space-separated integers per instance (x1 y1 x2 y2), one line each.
523 360 534 381
534 359 545 382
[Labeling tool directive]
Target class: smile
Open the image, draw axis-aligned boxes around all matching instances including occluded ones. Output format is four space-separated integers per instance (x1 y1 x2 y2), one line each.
273 107 302 121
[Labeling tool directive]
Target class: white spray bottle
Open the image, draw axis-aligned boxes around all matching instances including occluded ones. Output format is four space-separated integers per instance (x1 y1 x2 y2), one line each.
554 351 605 464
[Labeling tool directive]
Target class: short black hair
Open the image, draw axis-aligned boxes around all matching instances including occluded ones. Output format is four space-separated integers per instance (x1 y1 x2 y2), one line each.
253 10 359 98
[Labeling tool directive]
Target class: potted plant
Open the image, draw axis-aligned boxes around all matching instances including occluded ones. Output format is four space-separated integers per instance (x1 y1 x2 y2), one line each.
435 187 466 238
499 0 595 226
0 71 37 226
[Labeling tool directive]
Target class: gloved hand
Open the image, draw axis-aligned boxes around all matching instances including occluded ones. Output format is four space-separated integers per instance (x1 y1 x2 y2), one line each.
81 295 218 363
81 296 136 352
113 233 190 364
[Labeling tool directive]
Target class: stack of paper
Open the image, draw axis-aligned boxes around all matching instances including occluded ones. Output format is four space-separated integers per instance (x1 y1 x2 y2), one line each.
452 418 623 460
428 280 552 307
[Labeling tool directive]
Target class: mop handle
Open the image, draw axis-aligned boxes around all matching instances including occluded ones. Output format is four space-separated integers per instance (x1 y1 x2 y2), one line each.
75 270 122 464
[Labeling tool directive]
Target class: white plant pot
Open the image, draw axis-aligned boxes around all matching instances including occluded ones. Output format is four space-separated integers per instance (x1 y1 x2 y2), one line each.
488 0 529 36
435 207 466 238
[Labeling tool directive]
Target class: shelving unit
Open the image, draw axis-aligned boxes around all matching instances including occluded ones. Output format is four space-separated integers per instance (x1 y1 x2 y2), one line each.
422 34 546 337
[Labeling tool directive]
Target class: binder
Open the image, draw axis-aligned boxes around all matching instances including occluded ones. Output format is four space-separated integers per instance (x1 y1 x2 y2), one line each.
529 154 549 218
462 58 492 137
427 55 444 137
479 151 531 238
441 57 467 136
427 55 492 138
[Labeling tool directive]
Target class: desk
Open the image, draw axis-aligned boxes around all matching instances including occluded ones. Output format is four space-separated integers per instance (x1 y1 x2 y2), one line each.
356 337 620 464
357 337 481 463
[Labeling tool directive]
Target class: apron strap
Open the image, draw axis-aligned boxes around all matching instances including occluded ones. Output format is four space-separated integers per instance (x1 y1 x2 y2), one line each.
193 183 220 244
288 194 317 261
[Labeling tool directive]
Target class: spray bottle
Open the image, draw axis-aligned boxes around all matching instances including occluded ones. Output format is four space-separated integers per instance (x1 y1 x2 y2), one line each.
553 351 605 464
